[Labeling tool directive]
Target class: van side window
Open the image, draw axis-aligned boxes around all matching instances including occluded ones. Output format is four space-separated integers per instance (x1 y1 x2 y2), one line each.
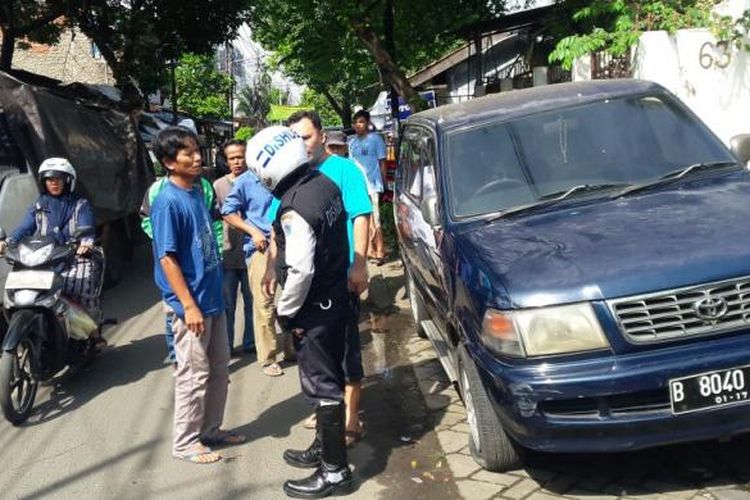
420 135 437 200
401 130 423 201
396 137 410 193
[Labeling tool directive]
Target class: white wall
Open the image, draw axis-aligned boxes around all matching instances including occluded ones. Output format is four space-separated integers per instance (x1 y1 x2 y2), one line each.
573 0 750 145
633 28 750 145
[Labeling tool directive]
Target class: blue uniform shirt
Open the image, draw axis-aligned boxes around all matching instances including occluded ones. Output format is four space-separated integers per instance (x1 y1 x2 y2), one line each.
267 155 372 264
220 170 273 258
151 180 224 318
348 132 386 193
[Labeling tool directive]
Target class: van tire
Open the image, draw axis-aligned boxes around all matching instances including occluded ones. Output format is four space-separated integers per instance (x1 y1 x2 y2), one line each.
406 273 427 339
458 346 524 472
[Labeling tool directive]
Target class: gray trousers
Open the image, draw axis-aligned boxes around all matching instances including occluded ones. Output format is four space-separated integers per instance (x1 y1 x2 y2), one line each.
171 312 230 457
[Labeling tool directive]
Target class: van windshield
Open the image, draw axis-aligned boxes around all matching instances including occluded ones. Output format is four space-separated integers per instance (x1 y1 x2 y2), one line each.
445 93 735 218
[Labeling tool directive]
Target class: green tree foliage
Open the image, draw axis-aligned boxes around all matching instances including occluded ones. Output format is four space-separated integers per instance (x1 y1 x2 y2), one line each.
234 126 255 142
301 88 342 128
547 0 740 69
269 86 290 105
175 53 232 119
236 65 272 128
247 0 508 119
68 0 248 105
0 1 248 106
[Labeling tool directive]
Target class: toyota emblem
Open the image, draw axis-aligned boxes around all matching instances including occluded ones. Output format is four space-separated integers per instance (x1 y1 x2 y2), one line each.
693 295 729 321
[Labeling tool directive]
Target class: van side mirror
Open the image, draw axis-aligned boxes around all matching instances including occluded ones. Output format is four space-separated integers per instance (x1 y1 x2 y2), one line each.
420 196 440 227
730 134 750 166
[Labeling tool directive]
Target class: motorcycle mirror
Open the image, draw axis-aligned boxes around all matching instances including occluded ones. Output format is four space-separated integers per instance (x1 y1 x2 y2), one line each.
0 228 6 241
72 226 95 239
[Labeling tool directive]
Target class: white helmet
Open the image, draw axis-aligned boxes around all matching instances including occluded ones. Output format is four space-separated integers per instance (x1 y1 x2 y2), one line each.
245 126 307 191
38 157 77 192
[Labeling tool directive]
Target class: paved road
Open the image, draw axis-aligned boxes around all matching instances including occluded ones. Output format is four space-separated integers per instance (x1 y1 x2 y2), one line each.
8 249 750 500
0 248 457 499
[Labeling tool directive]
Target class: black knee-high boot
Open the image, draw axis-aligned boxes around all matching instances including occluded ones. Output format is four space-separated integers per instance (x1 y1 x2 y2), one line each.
283 402 352 498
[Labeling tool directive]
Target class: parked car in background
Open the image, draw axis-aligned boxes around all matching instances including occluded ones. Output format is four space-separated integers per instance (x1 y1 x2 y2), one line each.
396 79 750 471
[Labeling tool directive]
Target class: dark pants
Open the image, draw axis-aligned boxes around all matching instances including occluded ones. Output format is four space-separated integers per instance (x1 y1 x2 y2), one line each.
222 267 255 351
294 295 350 403
343 293 364 383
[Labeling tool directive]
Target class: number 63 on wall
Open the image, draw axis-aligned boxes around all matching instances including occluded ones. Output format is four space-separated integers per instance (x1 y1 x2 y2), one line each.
699 40 732 69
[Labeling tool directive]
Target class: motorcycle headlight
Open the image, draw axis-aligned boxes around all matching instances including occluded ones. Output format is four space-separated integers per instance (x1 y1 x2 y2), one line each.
19 243 54 267
481 303 609 358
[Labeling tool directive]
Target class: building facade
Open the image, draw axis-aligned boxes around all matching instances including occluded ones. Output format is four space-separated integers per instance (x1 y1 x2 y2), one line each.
4 28 114 86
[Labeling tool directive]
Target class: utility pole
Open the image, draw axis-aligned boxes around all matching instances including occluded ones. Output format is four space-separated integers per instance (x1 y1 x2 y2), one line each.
226 42 235 134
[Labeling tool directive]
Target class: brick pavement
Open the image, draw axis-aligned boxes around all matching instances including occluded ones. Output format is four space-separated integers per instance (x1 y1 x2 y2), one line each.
367 258 750 500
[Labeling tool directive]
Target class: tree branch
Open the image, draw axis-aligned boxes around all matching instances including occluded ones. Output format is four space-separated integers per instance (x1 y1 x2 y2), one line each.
320 86 345 117
14 8 66 37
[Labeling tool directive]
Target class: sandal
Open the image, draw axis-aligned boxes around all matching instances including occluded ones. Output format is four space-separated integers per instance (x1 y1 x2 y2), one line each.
175 446 222 464
345 422 367 447
93 336 108 353
202 430 247 447
303 413 317 430
262 362 283 377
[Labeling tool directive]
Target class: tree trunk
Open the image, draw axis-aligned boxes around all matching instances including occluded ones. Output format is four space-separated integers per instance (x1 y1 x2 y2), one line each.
341 100 352 129
349 14 426 113
320 87 351 128
0 26 14 71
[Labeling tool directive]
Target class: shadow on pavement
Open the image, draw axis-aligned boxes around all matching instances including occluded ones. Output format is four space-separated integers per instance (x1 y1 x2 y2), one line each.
23 334 166 426
101 244 161 327
233 391 310 440
525 433 750 496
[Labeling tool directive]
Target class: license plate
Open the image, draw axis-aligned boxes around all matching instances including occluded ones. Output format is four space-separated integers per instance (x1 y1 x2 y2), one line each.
669 365 750 415
4 270 55 290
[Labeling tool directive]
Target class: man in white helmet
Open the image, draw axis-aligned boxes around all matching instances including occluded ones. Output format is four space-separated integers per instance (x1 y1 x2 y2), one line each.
246 126 354 498
0 158 105 348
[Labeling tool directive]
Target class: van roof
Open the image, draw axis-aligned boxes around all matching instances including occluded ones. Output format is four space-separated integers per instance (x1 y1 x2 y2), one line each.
409 79 665 132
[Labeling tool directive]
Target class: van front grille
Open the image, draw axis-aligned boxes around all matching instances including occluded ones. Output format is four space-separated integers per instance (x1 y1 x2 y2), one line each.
608 277 750 344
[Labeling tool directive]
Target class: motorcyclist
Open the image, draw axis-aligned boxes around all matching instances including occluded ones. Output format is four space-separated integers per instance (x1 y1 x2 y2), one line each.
0 158 105 348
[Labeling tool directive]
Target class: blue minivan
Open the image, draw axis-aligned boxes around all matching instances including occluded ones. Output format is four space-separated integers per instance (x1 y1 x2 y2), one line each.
395 80 750 471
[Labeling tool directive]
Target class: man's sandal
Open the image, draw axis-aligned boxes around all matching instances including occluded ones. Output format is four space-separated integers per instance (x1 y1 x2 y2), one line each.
345 423 367 447
175 446 222 464
262 362 283 377
303 413 317 430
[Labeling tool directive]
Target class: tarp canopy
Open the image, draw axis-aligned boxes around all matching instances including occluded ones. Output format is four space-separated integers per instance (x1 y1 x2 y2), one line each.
0 70 154 225
267 104 310 123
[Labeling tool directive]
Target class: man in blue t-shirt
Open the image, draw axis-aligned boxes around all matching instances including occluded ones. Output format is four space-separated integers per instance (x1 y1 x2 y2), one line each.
221 169 293 377
150 126 245 465
348 109 387 263
264 110 372 446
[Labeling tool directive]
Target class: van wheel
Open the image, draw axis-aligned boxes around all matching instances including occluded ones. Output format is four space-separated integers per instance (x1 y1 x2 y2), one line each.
406 273 427 339
458 346 524 472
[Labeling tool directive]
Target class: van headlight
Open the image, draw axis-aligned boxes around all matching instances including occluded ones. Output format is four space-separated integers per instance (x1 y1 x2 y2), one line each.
481 303 609 357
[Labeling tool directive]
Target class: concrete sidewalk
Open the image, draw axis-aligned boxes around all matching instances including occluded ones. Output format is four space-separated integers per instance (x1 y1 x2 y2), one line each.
370 258 750 500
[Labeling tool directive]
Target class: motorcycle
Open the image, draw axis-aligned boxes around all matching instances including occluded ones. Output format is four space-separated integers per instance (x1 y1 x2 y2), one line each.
0 226 111 425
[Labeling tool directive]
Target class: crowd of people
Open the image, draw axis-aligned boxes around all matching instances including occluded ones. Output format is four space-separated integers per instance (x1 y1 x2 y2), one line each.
0 107 387 498
145 109 388 498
